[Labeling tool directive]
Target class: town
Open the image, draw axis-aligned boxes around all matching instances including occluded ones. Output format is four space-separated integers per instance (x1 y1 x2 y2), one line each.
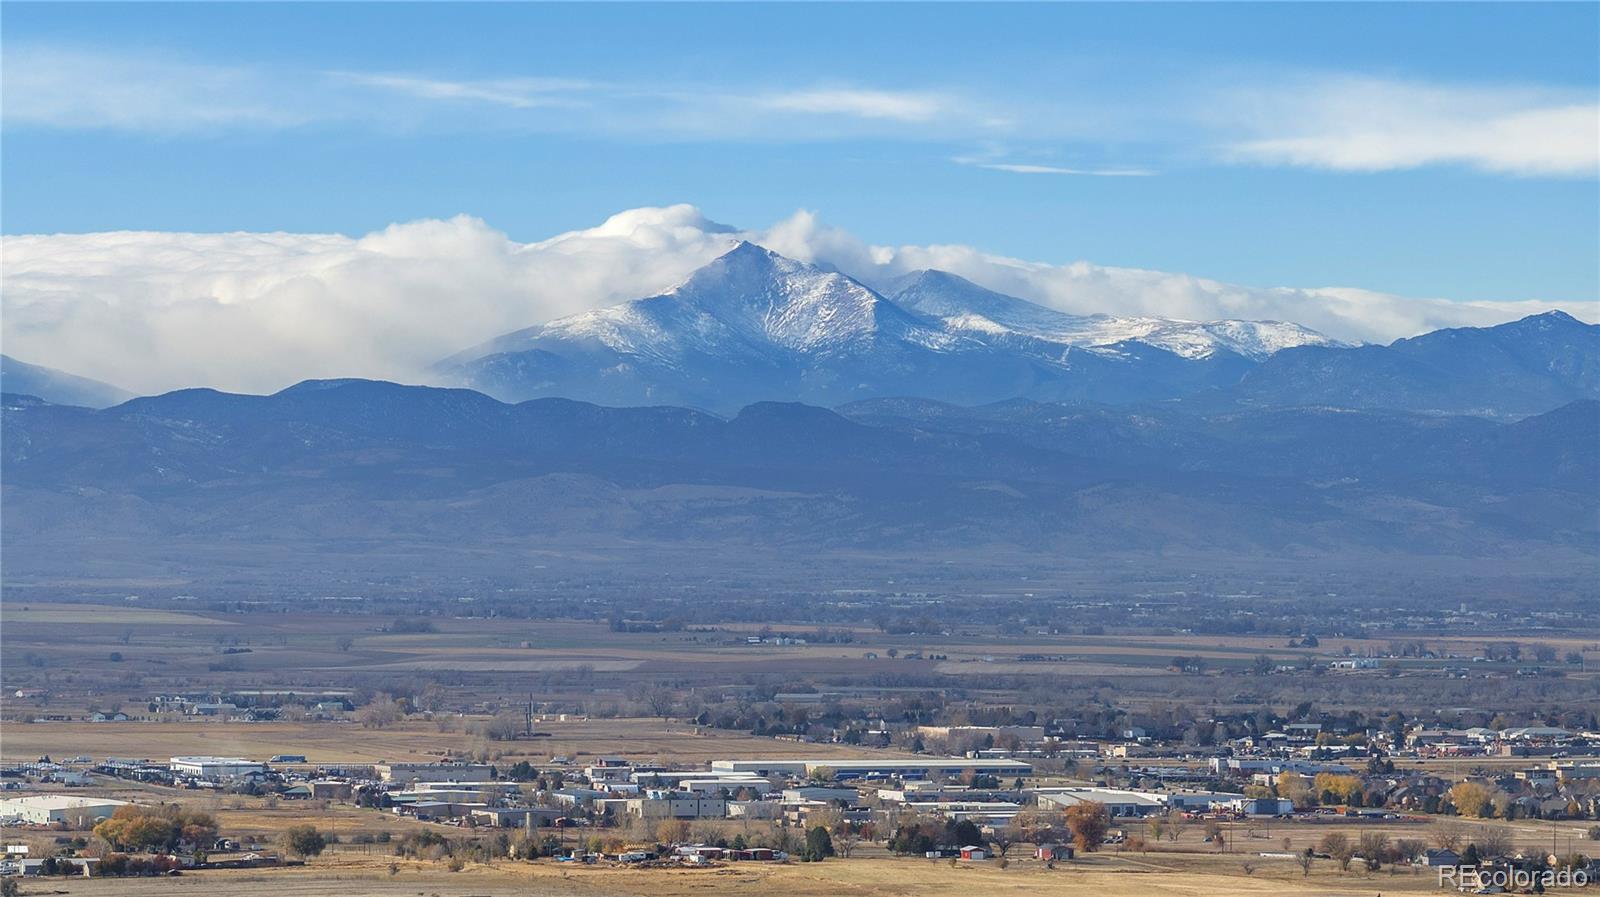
4 653 1600 893
2 578 1597 895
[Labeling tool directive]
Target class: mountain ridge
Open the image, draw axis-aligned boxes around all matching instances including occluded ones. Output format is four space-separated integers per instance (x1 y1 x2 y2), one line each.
5 380 1594 569
441 242 1336 410
441 242 1595 416
0 355 132 409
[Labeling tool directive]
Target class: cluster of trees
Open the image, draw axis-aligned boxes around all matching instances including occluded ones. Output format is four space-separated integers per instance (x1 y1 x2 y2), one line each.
1313 832 1426 872
800 826 835 862
27 857 95 876
475 710 531 741
886 803 1111 857
390 828 580 865
502 761 543 782
1063 802 1112 852
93 853 186 877
1271 771 1369 808
888 818 987 855
92 805 218 853
279 825 328 858
1303 821 1539 877
1431 820 1514 858
356 694 408 728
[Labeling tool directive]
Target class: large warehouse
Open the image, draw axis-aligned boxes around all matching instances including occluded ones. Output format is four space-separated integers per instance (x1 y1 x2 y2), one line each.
710 758 1032 780
0 795 130 825
169 756 266 779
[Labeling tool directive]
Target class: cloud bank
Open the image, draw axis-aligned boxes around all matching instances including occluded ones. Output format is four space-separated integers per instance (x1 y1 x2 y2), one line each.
7 44 1595 178
1222 76 1599 177
3 205 1592 396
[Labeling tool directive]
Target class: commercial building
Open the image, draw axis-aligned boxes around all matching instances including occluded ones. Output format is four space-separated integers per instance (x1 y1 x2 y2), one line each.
1554 761 1600 781
1163 790 1247 811
0 795 130 825
169 756 266 779
1229 796 1295 816
1034 788 1166 817
665 775 771 795
710 758 1031 780
901 800 1023 823
470 807 562 828
625 792 728 820
375 762 496 784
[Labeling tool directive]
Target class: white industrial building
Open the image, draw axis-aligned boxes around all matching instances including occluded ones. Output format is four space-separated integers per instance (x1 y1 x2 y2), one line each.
902 800 1024 823
375 762 495 784
710 758 1031 780
1034 787 1167 817
0 795 130 825
169 756 266 779
625 791 728 820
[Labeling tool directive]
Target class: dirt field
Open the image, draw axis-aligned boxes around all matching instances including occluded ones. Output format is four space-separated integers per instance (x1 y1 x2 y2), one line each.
0 717 900 765
12 604 1590 704
3 851 1488 897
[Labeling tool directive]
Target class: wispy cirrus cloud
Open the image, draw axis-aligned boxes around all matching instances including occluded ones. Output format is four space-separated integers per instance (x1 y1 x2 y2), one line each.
3 43 982 138
753 88 949 123
6 43 1596 179
950 144 1156 177
331 72 597 109
962 161 1156 177
1221 76 1599 177
2 45 315 132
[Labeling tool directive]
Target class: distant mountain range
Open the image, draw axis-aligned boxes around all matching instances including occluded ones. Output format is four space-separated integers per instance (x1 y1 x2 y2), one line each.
4 240 1594 586
438 242 1597 417
1232 309 1599 415
9 242 1594 418
0 354 131 409
5 379 1595 573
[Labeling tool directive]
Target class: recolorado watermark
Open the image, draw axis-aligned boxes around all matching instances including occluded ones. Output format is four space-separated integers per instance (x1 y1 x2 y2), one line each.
1438 865 1588 890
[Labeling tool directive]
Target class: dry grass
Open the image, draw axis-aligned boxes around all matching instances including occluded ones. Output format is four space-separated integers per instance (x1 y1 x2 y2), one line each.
0 716 904 765
2 603 235 626
10 851 1470 896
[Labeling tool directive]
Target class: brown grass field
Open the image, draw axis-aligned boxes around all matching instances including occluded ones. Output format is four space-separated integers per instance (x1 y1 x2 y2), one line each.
0 717 903 766
10 603 1592 697
0 850 1514 897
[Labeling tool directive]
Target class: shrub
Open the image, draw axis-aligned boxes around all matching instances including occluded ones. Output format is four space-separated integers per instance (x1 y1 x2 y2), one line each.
279 824 327 858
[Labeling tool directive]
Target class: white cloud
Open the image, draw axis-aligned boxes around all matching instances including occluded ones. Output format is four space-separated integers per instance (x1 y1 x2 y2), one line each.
2 45 315 132
3 206 1591 396
332 73 595 110
1222 76 1600 177
754 88 949 122
949 145 1156 178
2 43 977 138
9 44 1596 179
964 162 1155 177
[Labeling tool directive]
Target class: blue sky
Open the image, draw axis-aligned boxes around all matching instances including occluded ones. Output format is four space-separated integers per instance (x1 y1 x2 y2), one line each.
4 2 1598 304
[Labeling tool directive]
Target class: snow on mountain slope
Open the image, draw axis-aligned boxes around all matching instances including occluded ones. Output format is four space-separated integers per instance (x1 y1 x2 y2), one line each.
455 241 957 367
888 269 1342 361
442 242 1352 408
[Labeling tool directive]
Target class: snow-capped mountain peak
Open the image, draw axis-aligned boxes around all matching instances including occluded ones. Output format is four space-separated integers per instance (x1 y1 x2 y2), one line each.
887 268 1341 361
442 245 1348 409
455 241 943 367
658 240 928 352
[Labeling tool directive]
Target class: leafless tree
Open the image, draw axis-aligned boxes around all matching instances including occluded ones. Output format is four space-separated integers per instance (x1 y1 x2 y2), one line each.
1475 825 1513 857
1320 832 1354 871
1296 848 1315 877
